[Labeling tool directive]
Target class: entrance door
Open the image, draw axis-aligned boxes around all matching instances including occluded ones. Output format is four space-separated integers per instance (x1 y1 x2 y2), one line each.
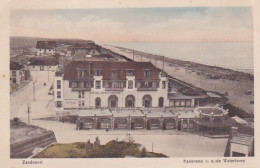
177 121 181 131
131 122 134 130
111 100 117 108
144 100 150 108
162 122 166 130
147 120 151 130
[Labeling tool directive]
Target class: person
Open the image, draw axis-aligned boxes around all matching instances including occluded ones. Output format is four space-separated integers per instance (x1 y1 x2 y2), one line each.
76 117 81 130
94 136 100 147
86 139 91 152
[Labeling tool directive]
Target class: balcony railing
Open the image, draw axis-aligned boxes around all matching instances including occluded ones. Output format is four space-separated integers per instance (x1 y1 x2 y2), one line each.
72 87 91 91
137 88 158 91
105 88 124 91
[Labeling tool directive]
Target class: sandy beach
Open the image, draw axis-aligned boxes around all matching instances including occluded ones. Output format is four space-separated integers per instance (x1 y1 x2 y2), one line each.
101 44 254 114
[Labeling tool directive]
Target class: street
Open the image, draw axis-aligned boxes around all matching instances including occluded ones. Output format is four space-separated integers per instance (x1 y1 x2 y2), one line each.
10 71 55 122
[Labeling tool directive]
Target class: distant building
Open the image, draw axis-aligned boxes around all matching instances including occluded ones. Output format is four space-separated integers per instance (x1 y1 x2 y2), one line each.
27 57 58 71
10 61 25 85
36 41 57 56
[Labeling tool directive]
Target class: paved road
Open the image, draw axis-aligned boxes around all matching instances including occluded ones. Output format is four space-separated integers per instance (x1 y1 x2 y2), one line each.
10 71 55 122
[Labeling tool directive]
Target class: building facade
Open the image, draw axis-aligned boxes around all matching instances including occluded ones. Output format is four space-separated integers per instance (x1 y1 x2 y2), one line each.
36 41 57 56
54 61 169 112
10 61 25 85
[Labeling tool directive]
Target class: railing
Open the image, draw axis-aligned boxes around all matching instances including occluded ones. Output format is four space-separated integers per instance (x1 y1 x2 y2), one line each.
105 88 124 91
137 88 157 91
72 87 91 91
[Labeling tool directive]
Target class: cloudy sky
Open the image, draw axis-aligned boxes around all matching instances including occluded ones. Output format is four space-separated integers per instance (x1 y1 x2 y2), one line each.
10 7 252 42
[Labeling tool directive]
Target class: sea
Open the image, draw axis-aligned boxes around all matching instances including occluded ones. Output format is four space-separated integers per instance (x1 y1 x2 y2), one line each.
106 42 254 74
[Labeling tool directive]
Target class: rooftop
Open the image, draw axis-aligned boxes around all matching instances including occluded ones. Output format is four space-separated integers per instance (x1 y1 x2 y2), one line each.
111 109 144 117
142 109 175 118
230 133 254 146
195 106 228 116
63 61 160 81
10 61 23 70
36 41 56 49
77 109 112 117
28 57 58 66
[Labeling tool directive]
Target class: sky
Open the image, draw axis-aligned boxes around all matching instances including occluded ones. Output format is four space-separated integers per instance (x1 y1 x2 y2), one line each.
10 7 253 42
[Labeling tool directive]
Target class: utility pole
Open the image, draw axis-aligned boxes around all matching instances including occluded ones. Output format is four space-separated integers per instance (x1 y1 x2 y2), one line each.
33 81 35 101
27 104 31 125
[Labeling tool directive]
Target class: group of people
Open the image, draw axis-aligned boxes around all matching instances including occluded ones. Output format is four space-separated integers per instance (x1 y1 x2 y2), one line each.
86 136 100 152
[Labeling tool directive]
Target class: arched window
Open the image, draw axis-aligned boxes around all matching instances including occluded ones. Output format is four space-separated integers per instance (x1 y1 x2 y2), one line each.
108 95 118 108
95 97 101 108
158 97 164 107
125 95 135 108
142 94 152 108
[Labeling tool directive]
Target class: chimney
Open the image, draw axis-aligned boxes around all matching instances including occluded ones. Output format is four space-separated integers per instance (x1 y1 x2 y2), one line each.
89 62 93 75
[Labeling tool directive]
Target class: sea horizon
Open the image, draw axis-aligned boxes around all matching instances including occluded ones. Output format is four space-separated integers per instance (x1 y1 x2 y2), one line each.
105 41 254 75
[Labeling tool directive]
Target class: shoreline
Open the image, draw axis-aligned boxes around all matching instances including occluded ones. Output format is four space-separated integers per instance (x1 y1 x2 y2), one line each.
100 43 254 114
105 44 253 75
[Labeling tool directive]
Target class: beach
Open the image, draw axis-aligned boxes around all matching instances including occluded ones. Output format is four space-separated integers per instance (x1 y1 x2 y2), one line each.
101 44 254 114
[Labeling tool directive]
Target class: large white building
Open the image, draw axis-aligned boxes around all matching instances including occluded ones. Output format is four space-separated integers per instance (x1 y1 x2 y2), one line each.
54 61 169 112
36 41 56 56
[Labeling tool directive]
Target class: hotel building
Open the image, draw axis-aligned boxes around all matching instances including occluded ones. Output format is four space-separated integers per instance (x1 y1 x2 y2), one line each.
54 61 169 111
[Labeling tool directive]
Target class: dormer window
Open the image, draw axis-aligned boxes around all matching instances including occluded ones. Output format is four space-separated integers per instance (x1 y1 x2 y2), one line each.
126 70 134 76
144 70 150 78
78 69 85 77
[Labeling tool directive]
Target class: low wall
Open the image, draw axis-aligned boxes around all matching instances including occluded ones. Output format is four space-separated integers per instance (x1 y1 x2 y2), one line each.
10 131 57 158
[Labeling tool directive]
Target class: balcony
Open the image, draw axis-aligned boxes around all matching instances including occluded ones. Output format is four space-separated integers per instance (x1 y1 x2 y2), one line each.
105 88 124 91
72 87 91 91
137 88 158 91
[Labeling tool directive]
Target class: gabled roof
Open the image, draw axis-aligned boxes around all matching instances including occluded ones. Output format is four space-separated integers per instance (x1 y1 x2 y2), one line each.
36 41 56 49
28 57 58 66
63 61 160 81
10 61 23 70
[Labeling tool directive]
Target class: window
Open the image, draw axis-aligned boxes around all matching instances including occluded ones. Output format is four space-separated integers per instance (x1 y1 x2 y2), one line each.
95 97 101 108
144 70 150 78
57 91 61 98
78 100 81 107
78 70 85 77
128 80 133 89
82 100 85 107
126 70 134 76
57 80 61 89
12 71 16 77
96 81 101 89
111 70 118 78
56 101 62 108
71 82 78 88
158 97 164 107
95 69 101 76
162 81 166 89
78 91 84 98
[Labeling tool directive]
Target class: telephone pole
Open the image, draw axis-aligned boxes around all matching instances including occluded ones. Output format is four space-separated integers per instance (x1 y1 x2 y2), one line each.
33 81 35 101
27 104 31 124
